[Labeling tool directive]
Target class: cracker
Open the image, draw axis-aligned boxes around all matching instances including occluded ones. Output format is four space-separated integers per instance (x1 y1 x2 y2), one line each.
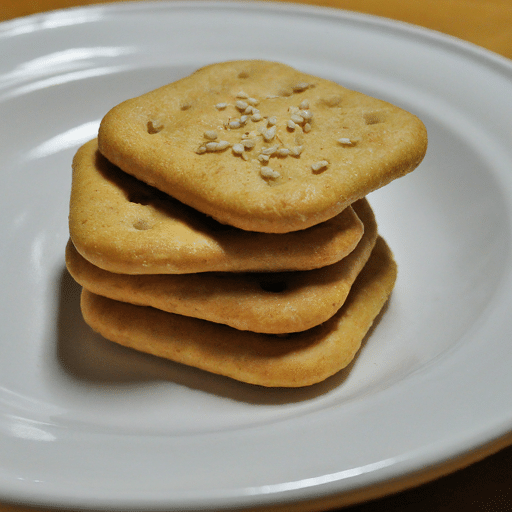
69 139 364 274
80 236 397 387
98 59 427 233
67 198 377 334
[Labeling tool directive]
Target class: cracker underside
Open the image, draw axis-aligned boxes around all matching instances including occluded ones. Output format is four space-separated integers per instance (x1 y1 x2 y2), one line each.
98 60 427 233
80 236 397 387
69 139 364 274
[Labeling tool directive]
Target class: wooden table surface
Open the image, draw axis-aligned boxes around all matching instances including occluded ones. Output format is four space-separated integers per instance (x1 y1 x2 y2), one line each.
1 1 512 511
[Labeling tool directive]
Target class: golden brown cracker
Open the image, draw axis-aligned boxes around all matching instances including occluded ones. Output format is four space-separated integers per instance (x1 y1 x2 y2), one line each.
68 198 377 334
69 139 364 274
80 236 397 387
98 60 427 233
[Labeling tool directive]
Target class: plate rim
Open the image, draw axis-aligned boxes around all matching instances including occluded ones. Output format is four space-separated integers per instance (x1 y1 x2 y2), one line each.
1 1 512 510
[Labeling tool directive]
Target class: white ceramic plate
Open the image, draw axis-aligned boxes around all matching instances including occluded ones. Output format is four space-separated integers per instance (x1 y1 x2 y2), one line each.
1 1 512 510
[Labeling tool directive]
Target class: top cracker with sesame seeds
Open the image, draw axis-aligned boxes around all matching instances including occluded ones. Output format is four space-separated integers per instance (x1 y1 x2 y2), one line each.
98 60 427 233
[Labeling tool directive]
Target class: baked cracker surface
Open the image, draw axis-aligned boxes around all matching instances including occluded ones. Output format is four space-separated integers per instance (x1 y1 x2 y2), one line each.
98 59 427 233
68 198 376 334
69 139 364 274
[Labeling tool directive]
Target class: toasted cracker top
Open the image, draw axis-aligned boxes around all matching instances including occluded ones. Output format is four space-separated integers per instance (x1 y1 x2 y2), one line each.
98 60 427 233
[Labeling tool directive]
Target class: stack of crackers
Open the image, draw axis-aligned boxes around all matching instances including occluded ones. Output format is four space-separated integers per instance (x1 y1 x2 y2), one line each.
66 60 427 387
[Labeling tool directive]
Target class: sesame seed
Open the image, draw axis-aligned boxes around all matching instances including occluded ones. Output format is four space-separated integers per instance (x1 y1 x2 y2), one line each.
261 145 279 155
303 123 312 133
236 91 249 99
235 100 248 111
258 154 270 163
311 160 329 172
205 142 219 151
242 139 256 149
290 114 304 124
247 97 259 106
206 140 230 152
216 140 231 150
290 146 303 157
260 166 280 179
338 138 353 145
240 115 249 125
244 106 254 114
215 103 228 110
229 120 241 129
300 110 313 121
251 113 262 122
267 116 277 126
288 106 300 114
277 148 290 157
262 126 277 142
232 143 245 155
287 120 297 130
204 130 218 140
299 100 310 109
195 146 207 154
292 82 310 92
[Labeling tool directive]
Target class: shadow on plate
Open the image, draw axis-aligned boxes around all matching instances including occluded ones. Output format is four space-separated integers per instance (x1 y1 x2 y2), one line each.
55 265 384 405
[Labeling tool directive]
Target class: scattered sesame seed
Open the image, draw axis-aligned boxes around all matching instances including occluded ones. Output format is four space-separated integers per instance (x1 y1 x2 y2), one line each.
290 146 303 157
338 137 353 145
206 140 231 152
229 120 241 129
291 114 304 124
267 116 277 126
195 146 207 154
216 140 231 150
258 154 270 163
287 120 297 130
244 106 254 114
204 130 218 140
277 148 290 157
299 100 310 109
311 160 329 172
205 142 219 151
247 97 259 106
215 103 228 110
235 100 248 111
288 106 300 114
261 145 279 155
242 139 256 149
300 110 313 121
232 143 245 155
303 123 312 133
292 82 310 92
251 113 262 122
236 91 249 98
262 126 276 142
260 166 280 179
240 115 249 125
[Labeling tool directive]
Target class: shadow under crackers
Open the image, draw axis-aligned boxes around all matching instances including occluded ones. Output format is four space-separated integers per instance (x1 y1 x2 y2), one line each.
55 264 387 406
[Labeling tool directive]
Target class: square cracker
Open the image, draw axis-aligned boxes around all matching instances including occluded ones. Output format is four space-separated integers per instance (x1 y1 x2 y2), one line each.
67 198 377 334
80 236 397 387
69 139 364 274
98 60 427 233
